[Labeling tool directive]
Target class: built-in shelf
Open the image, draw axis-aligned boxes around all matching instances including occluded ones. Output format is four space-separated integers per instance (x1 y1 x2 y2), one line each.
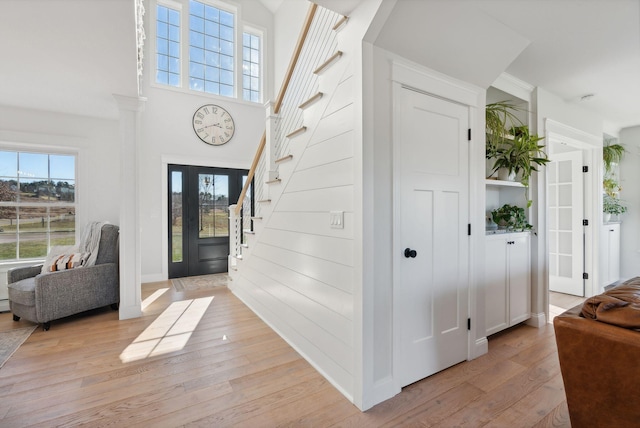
485 179 525 188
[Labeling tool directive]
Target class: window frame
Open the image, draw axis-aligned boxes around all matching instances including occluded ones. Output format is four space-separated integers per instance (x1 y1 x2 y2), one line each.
242 26 264 104
0 148 79 262
150 0 265 104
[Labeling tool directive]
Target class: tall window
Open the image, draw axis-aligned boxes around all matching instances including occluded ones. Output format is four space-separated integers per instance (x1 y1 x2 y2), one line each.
156 4 181 87
242 31 261 103
189 0 234 97
154 0 262 103
0 150 76 261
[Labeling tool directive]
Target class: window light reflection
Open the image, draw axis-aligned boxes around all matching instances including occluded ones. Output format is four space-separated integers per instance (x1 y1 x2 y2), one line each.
120 296 214 363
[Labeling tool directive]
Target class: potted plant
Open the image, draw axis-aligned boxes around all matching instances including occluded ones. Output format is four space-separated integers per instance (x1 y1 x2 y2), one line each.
603 142 625 175
491 204 532 231
489 126 549 207
485 101 523 161
603 177 622 198
603 194 627 222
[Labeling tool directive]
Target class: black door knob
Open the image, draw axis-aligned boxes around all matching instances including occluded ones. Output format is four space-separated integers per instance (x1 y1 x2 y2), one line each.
404 248 417 258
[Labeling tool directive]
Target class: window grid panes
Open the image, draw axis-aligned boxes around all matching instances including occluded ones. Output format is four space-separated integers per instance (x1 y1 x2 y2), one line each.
198 174 229 238
0 151 76 261
189 0 234 97
242 32 261 103
156 4 181 87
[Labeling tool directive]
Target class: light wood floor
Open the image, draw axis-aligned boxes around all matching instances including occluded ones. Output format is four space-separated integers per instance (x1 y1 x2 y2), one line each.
0 281 571 427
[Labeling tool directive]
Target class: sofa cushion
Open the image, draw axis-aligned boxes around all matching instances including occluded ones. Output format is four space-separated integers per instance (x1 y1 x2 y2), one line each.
7 277 36 307
581 278 640 329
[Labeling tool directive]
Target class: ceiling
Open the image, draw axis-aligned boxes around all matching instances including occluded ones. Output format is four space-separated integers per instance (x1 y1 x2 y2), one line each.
357 0 640 132
2 0 639 132
0 0 138 120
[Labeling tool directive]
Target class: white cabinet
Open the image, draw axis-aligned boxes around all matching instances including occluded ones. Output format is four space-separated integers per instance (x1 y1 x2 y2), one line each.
600 223 621 288
485 233 531 336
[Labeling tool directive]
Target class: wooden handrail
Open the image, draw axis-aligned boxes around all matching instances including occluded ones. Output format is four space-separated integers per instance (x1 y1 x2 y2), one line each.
234 3 318 215
235 131 265 215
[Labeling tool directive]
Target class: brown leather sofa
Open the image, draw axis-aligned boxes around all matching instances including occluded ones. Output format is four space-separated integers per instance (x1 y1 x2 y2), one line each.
553 278 640 428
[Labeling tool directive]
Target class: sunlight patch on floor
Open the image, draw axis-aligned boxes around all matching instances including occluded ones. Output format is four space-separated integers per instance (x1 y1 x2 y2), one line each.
120 296 214 363
141 287 169 311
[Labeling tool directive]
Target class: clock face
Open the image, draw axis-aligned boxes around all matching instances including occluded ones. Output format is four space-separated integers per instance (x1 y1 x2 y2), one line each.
192 104 235 146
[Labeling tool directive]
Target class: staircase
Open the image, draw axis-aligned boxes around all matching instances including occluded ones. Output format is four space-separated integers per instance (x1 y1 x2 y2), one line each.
229 4 349 269
227 2 358 399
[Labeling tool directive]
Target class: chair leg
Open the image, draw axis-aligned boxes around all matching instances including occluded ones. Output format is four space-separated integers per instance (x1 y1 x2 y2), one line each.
12 314 20 322
43 322 50 331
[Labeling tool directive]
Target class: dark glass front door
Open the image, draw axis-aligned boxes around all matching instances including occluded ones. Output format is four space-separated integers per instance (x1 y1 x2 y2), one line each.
168 165 247 279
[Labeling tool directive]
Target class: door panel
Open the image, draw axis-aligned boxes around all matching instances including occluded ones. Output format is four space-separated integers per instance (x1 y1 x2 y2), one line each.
549 151 584 296
168 165 247 279
397 88 469 387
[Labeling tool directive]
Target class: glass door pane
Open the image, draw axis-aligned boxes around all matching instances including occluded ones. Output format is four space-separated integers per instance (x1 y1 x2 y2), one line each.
198 174 229 238
171 170 183 263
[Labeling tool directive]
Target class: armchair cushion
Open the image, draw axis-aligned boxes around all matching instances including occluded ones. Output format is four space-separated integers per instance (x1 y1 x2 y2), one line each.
7 277 37 307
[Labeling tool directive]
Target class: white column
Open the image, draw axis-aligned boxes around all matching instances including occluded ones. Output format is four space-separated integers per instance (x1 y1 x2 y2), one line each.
113 94 146 320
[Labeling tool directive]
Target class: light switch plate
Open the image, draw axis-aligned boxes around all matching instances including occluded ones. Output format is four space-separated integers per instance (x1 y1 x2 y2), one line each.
330 211 344 229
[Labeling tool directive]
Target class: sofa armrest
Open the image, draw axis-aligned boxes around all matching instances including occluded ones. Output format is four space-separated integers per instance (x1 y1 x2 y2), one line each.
34 263 119 322
554 307 640 427
8 265 44 284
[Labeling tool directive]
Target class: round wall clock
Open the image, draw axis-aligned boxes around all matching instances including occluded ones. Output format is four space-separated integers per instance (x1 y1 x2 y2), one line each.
192 104 235 146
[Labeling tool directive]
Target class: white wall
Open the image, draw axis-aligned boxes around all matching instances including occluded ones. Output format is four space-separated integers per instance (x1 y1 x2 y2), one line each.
273 0 310 94
0 105 121 228
139 0 274 281
231 41 357 404
619 126 640 279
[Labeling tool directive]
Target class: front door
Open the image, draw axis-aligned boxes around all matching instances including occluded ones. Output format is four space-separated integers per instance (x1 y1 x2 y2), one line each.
168 165 247 278
548 150 584 296
395 87 470 387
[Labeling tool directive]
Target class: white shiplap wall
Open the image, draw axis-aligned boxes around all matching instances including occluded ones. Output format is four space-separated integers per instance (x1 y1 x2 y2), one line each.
231 48 357 399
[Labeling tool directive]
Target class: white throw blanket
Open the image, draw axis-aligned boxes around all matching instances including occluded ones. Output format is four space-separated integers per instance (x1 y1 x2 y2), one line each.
79 221 107 267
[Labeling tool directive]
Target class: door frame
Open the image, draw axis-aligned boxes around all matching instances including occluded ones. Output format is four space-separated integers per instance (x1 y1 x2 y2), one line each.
160 156 249 281
390 60 485 393
167 164 247 278
544 120 603 303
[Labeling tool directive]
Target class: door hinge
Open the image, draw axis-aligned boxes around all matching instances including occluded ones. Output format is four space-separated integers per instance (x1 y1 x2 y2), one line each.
468 224 471 236
583 219 589 226
583 272 589 280
582 165 589 173
468 129 471 141
467 318 471 330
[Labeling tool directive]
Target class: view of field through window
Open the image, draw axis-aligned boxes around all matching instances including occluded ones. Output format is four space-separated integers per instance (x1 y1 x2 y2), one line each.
0 150 76 260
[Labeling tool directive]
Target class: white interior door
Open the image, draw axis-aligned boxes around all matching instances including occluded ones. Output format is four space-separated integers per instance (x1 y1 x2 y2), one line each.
549 150 584 296
396 87 469 388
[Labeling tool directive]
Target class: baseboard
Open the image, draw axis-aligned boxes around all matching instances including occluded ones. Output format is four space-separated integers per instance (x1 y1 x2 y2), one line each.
473 336 489 358
360 376 398 411
118 305 142 320
526 312 546 328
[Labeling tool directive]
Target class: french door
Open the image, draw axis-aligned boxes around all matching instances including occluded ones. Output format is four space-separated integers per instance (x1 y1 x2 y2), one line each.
168 165 248 278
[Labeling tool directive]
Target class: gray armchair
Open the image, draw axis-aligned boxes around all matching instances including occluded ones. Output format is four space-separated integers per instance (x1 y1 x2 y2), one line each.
7 224 119 330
